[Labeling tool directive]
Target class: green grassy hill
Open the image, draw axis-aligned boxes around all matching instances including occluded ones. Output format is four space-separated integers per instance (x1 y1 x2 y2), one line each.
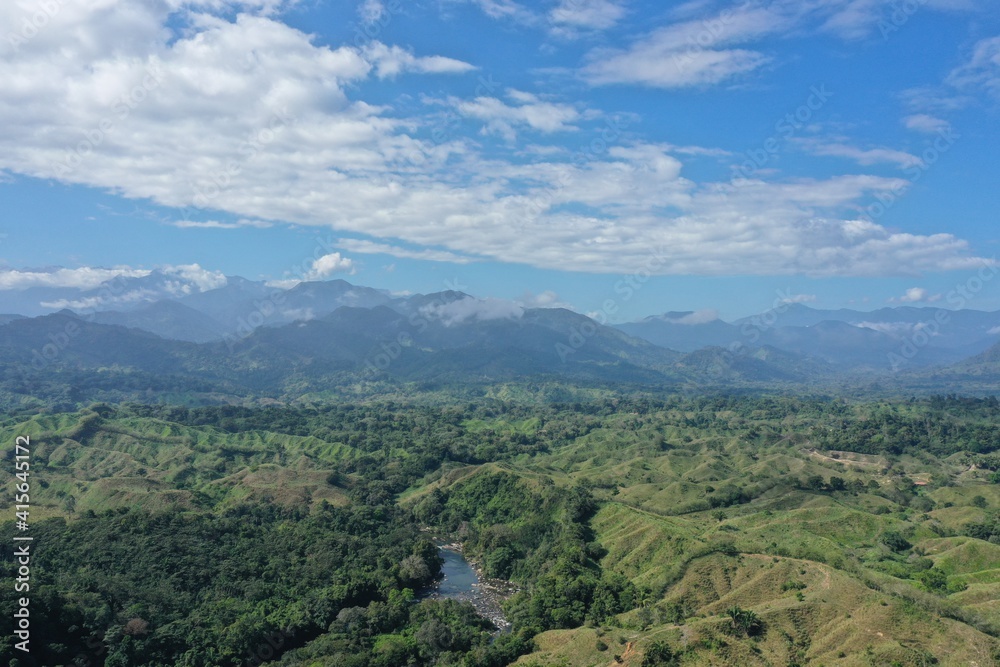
3 392 1000 666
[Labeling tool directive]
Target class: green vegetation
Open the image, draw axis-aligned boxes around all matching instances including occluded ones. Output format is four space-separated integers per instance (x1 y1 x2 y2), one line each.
2 391 1000 666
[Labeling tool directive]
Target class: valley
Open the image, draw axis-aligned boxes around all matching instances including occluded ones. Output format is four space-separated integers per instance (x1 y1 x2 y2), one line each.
2 392 999 665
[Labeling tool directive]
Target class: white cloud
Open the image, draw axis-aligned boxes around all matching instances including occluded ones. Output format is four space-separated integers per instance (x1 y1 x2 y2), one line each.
358 0 385 25
580 1 976 89
307 253 356 278
161 263 229 293
947 35 1000 98
41 290 154 311
581 4 792 88
518 290 573 309
888 287 942 303
818 0 891 40
361 42 476 78
665 309 720 325
0 266 151 291
454 91 581 140
902 114 950 135
266 252 356 287
780 293 817 304
335 239 479 264
550 0 626 31
584 42 770 89
419 296 523 326
988 325 1000 335
0 1 991 280
798 141 924 169
462 0 536 23
280 307 315 321
171 218 272 229
855 321 931 337
899 86 971 115
264 278 301 289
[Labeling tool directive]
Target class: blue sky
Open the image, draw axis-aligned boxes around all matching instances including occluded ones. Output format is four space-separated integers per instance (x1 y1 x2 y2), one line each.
0 0 998 321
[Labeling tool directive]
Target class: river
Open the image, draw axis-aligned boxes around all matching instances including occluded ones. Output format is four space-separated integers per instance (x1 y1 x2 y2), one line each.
421 544 514 632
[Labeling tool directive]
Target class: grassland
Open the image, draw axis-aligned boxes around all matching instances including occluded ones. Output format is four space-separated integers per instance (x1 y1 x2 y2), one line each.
2 393 999 666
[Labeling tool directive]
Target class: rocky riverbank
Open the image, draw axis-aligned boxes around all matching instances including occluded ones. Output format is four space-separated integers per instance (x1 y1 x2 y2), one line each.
422 542 518 633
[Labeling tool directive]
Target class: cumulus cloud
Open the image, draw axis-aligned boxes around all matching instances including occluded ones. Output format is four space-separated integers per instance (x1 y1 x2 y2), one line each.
270 252 357 287
358 0 385 25
779 293 817 305
461 0 536 23
161 263 229 293
307 253 356 279
663 309 720 325
0 1 991 280
361 42 476 78
888 287 942 303
988 325 1000 335
41 290 156 311
947 35 1000 98
420 296 523 326
903 114 951 135
454 90 582 140
17 262 225 309
550 0 626 32
0 266 151 291
518 290 573 309
460 0 627 34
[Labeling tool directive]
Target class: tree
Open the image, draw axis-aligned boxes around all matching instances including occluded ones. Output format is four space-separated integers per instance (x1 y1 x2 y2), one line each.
399 554 432 585
916 567 948 593
726 606 763 636
642 641 678 666
880 530 911 552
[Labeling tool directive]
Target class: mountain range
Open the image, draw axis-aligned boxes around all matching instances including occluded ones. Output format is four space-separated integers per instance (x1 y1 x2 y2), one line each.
0 271 998 399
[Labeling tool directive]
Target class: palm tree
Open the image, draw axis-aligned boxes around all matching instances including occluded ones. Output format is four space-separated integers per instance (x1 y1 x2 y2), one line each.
726 605 763 636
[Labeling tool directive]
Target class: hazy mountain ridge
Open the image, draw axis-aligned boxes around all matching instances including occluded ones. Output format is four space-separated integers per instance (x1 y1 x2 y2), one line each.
1 277 998 395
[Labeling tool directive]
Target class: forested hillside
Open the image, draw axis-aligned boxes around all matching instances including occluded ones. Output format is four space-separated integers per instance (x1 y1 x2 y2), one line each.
3 392 1000 666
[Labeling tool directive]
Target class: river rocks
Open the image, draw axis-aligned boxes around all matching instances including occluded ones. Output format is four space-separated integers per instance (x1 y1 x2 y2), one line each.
421 544 517 633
